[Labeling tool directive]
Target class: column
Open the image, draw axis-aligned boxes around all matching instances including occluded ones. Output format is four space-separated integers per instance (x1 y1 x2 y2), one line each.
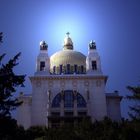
60 90 64 116
86 90 90 116
46 90 51 127
47 90 51 116
73 90 77 116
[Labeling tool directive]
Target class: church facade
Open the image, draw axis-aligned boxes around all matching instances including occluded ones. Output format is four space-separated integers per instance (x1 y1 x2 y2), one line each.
17 33 122 129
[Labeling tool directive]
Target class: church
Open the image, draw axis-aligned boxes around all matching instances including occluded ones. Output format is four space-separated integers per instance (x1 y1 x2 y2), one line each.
17 33 122 129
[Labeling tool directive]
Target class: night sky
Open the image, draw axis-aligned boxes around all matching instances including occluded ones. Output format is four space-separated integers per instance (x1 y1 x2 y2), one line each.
0 0 140 118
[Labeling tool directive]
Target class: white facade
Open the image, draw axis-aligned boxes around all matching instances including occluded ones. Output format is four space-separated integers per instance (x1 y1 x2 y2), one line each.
17 34 122 129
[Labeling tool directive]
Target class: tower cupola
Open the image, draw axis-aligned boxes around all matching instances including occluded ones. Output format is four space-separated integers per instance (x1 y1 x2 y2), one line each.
40 41 48 50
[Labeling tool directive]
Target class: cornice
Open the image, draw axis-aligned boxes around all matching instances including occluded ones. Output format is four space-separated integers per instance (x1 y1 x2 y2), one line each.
29 74 108 83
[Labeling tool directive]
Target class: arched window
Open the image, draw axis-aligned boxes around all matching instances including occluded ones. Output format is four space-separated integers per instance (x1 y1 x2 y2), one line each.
51 91 86 108
51 94 61 107
77 93 86 108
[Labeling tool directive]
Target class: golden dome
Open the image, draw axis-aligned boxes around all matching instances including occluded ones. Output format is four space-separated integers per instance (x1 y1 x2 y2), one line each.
50 50 86 74
50 32 86 74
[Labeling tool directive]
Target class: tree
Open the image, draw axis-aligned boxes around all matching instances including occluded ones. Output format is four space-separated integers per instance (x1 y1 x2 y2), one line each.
0 33 26 139
0 53 25 117
127 85 140 120
0 32 2 43
0 33 25 117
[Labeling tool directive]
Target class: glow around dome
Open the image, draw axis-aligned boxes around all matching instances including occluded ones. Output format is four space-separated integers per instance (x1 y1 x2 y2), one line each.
49 33 87 74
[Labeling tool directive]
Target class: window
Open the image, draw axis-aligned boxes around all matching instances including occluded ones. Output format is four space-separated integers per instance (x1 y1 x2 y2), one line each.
92 61 97 70
77 93 86 108
51 91 86 109
60 65 63 74
64 91 74 108
67 64 70 74
81 65 84 73
74 65 77 73
52 91 74 108
40 61 45 71
51 94 61 108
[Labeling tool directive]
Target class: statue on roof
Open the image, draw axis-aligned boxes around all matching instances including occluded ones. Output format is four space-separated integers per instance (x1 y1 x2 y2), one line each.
89 40 96 49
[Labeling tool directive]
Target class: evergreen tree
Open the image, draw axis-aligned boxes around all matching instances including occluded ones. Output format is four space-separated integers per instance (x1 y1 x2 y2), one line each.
0 53 25 117
0 32 26 139
127 85 140 119
0 32 2 43
0 33 25 117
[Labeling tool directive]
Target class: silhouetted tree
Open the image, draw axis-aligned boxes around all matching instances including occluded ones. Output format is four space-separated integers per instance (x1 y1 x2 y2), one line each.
0 116 26 140
127 85 140 120
23 118 140 140
0 32 25 117
0 52 25 117
0 32 2 43
0 33 26 139
25 126 46 140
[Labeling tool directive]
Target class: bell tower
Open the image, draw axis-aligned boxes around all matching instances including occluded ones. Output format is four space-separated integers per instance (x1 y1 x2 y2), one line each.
86 40 102 74
35 41 50 75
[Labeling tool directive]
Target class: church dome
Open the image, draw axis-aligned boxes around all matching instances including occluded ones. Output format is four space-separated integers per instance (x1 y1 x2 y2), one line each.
50 50 86 74
50 50 86 66
50 33 86 74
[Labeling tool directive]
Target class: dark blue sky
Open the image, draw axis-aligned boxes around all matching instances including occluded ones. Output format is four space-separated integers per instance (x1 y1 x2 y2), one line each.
0 0 140 118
